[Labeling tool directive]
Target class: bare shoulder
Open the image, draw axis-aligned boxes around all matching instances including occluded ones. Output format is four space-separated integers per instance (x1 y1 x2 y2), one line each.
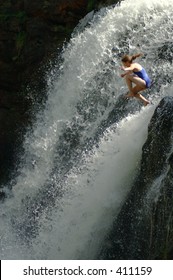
132 62 142 71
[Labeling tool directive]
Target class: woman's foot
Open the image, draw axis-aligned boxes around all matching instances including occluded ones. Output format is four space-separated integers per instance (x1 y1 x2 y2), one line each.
144 100 150 106
124 91 134 98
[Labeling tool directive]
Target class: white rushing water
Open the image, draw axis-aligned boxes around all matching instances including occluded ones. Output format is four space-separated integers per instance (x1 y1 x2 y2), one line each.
1 0 173 259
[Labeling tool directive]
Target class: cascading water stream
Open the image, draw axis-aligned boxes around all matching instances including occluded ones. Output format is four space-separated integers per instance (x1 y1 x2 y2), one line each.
1 0 173 259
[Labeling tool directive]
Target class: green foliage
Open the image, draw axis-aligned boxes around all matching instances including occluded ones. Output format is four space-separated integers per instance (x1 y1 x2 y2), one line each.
16 11 27 24
43 0 51 9
16 31 26 55
53 25 73 36
87 0 96 12
0 11 27 23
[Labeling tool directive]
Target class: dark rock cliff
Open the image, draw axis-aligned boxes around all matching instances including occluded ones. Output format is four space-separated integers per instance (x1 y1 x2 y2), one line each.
0 0 117 94
99 96 173 260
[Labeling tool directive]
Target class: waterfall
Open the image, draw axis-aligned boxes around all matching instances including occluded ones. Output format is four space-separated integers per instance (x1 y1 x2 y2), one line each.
1 0 173 260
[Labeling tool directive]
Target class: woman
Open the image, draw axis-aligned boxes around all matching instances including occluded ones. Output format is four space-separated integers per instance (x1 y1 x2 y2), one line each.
121 53 151 106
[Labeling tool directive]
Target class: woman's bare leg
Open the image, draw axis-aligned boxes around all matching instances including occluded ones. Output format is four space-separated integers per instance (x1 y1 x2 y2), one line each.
124 74 150 106
125 73 146 88
125 74 133 93
133 86 150 106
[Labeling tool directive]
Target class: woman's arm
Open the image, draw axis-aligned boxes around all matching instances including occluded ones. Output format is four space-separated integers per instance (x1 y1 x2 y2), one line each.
120 67 133 77
120 64 135 77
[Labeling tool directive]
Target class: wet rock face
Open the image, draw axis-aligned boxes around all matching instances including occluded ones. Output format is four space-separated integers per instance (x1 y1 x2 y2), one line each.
99 97 173 260
141 97 173 185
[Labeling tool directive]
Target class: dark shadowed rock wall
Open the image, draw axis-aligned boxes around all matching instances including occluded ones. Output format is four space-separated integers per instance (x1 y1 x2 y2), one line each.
99 96 173 260
0 0 118 96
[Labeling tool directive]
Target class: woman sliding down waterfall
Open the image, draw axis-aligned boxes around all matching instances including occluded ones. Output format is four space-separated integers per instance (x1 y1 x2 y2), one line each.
121 53 151 106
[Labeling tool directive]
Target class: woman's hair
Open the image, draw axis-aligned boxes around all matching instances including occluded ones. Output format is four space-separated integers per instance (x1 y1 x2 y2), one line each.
121 53 143 63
